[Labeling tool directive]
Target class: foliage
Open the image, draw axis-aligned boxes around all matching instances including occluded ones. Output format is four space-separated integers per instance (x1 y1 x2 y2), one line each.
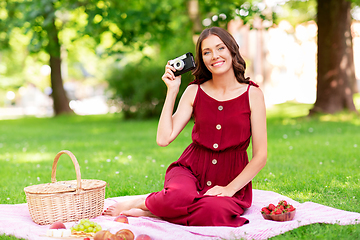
2 0 360 117
1 0 188 109
107 52 195 119
105 3 197 119
194 0 276 29
275 0 317 26
107 59 166 119
0 0 194 115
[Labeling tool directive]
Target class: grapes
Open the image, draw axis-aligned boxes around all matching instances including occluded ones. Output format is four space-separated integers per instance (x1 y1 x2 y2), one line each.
70 219 102 233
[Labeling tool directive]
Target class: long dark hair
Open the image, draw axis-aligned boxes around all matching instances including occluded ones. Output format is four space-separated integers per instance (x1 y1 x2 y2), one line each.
192 27 250 84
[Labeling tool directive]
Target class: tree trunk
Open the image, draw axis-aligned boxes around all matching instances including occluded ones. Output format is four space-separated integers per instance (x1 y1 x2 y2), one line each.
310 0 357 115
49 54 73 115
45 12 73 116
187 0 203 44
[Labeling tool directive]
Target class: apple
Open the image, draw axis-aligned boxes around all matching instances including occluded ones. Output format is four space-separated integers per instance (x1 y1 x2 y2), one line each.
49 221 66 229
115 229 135 240
114 215 129 224
135 234 153 240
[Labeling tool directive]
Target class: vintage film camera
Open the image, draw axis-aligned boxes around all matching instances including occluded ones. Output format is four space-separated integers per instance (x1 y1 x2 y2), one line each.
169 52 196 76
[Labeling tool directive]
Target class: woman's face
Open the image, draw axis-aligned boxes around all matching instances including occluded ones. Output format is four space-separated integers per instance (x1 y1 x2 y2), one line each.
201 34 233 76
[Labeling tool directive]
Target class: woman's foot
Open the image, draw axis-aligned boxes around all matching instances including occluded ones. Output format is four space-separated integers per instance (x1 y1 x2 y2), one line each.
102 195 148 216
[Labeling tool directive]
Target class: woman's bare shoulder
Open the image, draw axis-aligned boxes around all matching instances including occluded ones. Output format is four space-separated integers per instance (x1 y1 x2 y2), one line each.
248 85 265 109
180 84 199 105
249 84 264 97
183 84 198 97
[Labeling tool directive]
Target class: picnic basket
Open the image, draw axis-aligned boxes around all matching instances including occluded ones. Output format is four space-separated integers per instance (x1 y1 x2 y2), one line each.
24 150 107 225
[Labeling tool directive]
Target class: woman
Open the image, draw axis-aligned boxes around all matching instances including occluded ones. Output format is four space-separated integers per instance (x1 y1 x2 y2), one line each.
103 27 267 227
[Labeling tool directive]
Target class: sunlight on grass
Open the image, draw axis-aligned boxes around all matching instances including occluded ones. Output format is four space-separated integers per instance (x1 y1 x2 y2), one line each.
319 112 360 125
7 152 53 163
267 94 360 122
329 178 353 189
354 93 360 109
266 101 312 118
100 152 135 165
286 191 317 202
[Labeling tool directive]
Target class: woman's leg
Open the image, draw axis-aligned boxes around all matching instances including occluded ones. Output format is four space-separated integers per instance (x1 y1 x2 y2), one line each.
103 166 199 219
145 167 199 219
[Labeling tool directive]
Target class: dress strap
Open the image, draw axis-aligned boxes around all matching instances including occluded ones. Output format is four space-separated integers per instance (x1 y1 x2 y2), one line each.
247 81 259 91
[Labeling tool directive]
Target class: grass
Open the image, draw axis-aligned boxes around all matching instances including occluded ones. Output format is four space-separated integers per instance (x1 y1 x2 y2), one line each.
0 100 360 239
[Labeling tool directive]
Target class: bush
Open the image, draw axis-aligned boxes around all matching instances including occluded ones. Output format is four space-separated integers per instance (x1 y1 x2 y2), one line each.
107 57 194 119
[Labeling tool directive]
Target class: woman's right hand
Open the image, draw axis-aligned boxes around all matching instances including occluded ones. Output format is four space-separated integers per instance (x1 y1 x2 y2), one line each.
162 62 182 90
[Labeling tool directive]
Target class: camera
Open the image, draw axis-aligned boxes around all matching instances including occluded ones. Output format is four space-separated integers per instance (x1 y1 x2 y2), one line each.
169 52 196 76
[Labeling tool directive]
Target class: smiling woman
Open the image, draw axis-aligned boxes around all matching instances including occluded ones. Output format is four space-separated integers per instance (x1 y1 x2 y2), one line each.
104 27 267 227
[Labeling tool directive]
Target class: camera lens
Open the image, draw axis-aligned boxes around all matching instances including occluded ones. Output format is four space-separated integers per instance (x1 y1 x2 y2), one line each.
173 59 185 71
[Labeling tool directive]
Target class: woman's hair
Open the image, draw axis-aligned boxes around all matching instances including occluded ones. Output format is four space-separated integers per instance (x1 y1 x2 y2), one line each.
192 27 250 84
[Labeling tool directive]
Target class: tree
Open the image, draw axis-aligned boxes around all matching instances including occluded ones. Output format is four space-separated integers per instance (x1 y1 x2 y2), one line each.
204 0 359 115
2 0 180 116
4 1 76 115
310 0 358 114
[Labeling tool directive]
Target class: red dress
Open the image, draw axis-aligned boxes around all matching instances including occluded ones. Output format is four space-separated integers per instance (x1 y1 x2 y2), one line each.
145 81 258 227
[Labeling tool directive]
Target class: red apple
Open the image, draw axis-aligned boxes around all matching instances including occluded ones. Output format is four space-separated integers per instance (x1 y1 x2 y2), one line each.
114 215 129 224
135 234 153 240
49 221 66 229
115 229 134 240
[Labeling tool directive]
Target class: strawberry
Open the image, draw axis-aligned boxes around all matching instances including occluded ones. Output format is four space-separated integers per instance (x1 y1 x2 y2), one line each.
268 203 276 211
287 205 295 212
261 207 271 214
274 208 283 215
279 205 285 211
278 200 288 207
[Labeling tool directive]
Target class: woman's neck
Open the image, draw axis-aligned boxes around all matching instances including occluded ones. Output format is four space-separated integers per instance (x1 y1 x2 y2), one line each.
211 71 238 90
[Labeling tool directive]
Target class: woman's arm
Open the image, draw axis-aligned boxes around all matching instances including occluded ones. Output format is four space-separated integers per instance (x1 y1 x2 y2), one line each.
156 63 197 147
205 86 267 197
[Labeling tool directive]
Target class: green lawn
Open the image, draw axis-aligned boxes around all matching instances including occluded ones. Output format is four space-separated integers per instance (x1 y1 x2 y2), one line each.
0 100 360 239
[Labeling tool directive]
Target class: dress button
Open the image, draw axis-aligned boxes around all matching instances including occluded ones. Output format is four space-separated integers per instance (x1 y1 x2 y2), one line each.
207 181 212 186
212 159 217 165
213 143 218 149
218 105 223 111
216 124 221 130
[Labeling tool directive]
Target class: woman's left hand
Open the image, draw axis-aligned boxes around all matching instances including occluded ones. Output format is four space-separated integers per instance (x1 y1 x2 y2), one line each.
204 185 235 197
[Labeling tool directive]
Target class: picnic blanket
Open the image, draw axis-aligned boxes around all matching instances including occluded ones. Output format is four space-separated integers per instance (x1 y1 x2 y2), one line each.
1 189 359 240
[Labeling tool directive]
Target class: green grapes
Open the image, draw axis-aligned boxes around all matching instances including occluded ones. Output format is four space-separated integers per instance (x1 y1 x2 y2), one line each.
70 219 102 233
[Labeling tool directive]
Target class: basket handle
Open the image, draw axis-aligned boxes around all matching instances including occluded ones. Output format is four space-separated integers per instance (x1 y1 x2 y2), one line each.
51 150 82 191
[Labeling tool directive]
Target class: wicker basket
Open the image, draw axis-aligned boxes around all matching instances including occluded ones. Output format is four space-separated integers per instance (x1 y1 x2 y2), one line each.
24 150 107 225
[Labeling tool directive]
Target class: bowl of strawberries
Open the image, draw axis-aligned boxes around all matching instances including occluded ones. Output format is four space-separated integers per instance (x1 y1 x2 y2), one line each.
261 200 296 222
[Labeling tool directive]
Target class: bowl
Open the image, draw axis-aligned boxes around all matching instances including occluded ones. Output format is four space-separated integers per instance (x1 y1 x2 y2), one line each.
262 209 296 222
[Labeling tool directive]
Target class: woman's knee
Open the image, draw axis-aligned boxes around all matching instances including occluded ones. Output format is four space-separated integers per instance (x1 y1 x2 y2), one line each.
188 197 244 226
146 172 199 217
